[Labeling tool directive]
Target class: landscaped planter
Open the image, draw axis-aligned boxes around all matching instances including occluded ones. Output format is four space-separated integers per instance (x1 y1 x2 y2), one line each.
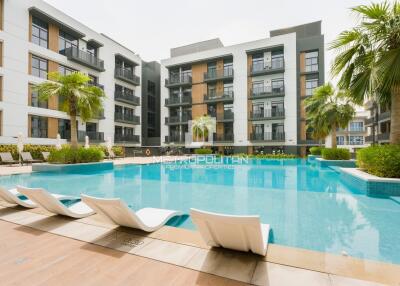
32 161 113 174
340 168 400 197
315 157 356 168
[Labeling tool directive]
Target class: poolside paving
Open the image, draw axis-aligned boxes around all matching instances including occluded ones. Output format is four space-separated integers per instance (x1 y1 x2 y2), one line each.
0 203 396 286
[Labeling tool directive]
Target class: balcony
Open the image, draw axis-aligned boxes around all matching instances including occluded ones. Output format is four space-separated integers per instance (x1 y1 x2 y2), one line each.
249 85 284 100
204 90 234 103
88 82 105 90
165 134 185 144
60 130 105 142
348 127 366 133
365 134 374 143
115 67 140 85
115 91 140 106
250 58 284 76
378 132 390 141
216 111 234 122
213 133 234 143
249 109 285 121
365 117 375 126
298 133 325 145
250 132 285 142
165 114 191 125
114 113 140 125
165 96 192 107
165 74 192 88
378 111 390 122
64 47 105 72
203 67 234 82
114 134 140 143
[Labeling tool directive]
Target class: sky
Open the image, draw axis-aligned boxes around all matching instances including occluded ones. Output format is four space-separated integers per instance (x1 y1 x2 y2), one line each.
44 0 379 81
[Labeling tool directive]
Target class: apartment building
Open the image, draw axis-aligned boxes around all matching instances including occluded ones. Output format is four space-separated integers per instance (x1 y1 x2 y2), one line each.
364 100 391 144
325 109 370 153
0 0 142 147
160 22 324 155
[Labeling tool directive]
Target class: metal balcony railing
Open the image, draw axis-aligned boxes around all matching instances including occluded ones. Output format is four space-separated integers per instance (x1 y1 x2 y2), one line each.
115 67 140 85
165 114 192 125
165 74 192 87
250 58 284 75
204 67 234 82
213 133 234 142
204 90 234 102
64 47 105 72
114 112 140 124
249 109 285 120
165 96 192 106
114 134 140 143
115 90 140 105
250 85 284 99
250 132 285 142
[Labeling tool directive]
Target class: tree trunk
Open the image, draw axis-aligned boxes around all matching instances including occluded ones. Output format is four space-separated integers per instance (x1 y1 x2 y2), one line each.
331 124 337 148
390 86 400 144
69 98 78 149
70 113 78 149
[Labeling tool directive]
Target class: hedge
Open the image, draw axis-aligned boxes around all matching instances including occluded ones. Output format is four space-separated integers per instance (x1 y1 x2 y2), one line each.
309 146 325 156
357 145 400 178
321 148 351 160
0 144 55 160
194 148 213 155
48 146 104 164
0 144 123 160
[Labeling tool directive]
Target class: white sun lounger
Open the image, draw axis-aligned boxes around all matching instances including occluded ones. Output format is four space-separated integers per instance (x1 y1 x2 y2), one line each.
81 194 182 232
190 208 270 256
0 187 77 209
17 186 94 218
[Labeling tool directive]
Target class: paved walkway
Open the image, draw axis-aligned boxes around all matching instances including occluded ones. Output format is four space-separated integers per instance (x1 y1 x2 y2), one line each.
0 156 190 176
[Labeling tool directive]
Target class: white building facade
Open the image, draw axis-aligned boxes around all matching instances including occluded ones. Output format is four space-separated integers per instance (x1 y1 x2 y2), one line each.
161 22 325 155
0 0 142 147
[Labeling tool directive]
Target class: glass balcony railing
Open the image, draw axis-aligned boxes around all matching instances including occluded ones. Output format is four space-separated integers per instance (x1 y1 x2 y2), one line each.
250 85 284 99
115 67 140 85
250 109 285 120
114 134 140 143
115 90 140 105
114 112 140 124
250 132 285 142
204 67 234 81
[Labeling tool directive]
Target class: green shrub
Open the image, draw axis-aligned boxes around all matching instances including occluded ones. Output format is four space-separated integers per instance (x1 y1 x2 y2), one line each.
194 148 213 155
357 145 400 178
230 153 297 159
48 146 104 164
309 146 325 156
321 148 350 160
0 144 55 160
96 145 124 157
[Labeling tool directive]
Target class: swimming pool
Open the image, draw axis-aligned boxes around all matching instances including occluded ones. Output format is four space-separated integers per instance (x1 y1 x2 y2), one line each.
1 158 399 265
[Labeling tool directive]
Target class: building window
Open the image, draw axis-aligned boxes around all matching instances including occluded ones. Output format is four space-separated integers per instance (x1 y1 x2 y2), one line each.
86 44 97 57
305 51 318 72
337 136 345 145
271 51 284 69
349 136 364 145
31 88 48 108
224 82 233 95
59 65 76 76
31 55 48 79
32 17 48 48
31 115 48 138
59 30 78 54
147 80 156 94
148 112 155 128
349 122 364 132
305 78 319 96
58 119 71 139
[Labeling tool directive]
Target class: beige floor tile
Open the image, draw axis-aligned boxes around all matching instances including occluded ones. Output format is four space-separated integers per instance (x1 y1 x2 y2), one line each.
0 207 38 224
134 239 201 266
185 248 259 283
149 225 209 249
251 262 332 286
330 275 389 286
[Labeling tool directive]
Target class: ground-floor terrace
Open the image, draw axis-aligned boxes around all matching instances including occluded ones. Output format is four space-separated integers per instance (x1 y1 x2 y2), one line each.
0 160 397 286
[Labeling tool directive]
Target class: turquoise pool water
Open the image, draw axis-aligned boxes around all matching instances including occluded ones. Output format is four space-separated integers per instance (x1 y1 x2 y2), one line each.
0 158 399 265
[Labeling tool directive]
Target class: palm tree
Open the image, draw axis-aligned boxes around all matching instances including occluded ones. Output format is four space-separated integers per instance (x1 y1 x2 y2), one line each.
35 72 105 148
305 84 355 148
330 1 400 144
192 115 215 142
